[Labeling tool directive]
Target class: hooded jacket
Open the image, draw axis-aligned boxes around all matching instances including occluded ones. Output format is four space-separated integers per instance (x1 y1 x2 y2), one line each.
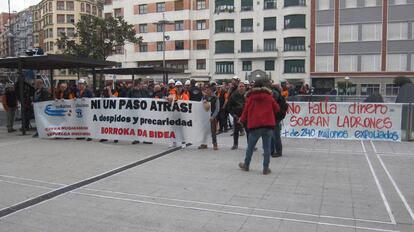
240 87 280 130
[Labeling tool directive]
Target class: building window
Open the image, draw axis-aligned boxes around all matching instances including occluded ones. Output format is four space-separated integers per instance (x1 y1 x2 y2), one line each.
216 62 234 74
318 0 330 10
57 1 65 10
139 4 147 14
264 39 276 51
215 41 234 53
361 84 380 95
157 2 165 12
264 17 276 31
241 0 253 11
386 84 400 96
338 55 358 72
215 0 235 13
81 3 85 12
285 60 305 73
388 22 408 40
196 20 206 30
114 8 123 17
139 24 147 33
140 43 148 52
241 40 253 52
197 0 206 10
284 14 306 29
362 23 381 41
284 37 305 51
157 42 164 51
57 28 65 37
242 61 252 71
264 0 277 9
344 0 357 8
175 0 184 10
316 56 333 72
364 0 377 7
392 0 407 5
340 24 358 42
67 28 75 37
57 14 65 23
157 24 164 32
196 59 206 70
241 18 253 32
215 20 234 33
316 26 334 43
175 21 184 31
92 6 97 15
361 54 381 71
175 40 184 50
67 15 74 24
86 4 91 13
66 1 74 11
265 60 275 70
387 54 407 71
104 13 112 19
284 0 306 7
196 40 207 50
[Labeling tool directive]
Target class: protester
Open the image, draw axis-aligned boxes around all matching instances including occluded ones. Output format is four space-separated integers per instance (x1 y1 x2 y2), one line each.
2 83 18 133
226 82 246 150
54 82 74 100
99 84 119 143
128 82 150 98
75 79 93 98
168 79 177 96
175 81 189 100
188 79 203 101
198 84 220 150
239 78 280 175
217 84 230 133
152 84 164 99
33 79 52 137
271 83 288 157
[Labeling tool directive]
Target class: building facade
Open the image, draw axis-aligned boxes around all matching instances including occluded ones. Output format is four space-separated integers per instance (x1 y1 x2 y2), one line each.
32 0 103 80
104 0 310 84
0 12 17 58
10 7 35 57
311 0 414 96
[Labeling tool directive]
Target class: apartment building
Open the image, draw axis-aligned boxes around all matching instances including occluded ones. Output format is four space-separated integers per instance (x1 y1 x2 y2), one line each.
32 0 103 80
104 0 310 83
0 12 16 57
10 7 35 57
311 0 414 95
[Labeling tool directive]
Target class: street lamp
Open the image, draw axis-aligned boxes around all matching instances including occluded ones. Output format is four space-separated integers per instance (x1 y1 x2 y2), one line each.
345 76 350 95
155 13 174 83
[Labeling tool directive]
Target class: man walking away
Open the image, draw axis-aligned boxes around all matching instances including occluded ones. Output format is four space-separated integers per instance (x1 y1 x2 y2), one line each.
239 78 280 175
271 83 288 157
2 83 18 133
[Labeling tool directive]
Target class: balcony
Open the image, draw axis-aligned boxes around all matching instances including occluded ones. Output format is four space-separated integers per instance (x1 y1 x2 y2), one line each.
237 48 279 59
215 5 235 14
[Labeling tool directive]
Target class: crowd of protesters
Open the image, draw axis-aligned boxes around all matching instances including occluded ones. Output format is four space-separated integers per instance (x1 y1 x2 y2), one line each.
2 75 291 175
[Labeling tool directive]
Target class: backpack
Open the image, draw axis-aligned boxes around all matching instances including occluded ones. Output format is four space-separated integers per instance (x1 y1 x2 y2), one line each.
273 89 288 120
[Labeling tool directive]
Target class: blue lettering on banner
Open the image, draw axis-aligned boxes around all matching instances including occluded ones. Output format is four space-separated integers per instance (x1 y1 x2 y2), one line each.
354 130 399 141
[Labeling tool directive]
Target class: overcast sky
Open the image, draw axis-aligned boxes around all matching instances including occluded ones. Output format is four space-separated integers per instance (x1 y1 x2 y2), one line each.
0 0 42 13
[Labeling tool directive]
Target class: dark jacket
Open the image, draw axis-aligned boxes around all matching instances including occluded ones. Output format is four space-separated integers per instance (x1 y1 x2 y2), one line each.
128 88 150 98
204 95 220 118
34 88 51 102
76 88 93 98
226 90 245 117
189 86 203 101
240 87 280 130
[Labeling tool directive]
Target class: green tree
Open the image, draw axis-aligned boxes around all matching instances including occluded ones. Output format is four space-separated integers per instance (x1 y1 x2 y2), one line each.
57 15 141 60
393 76 413 87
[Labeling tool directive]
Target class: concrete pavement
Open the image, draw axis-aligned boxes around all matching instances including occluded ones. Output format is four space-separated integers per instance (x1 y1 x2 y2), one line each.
0 128 413 232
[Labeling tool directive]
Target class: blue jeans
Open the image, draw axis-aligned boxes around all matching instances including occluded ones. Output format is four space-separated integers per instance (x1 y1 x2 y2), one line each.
244 128 273 169
271 123 282 155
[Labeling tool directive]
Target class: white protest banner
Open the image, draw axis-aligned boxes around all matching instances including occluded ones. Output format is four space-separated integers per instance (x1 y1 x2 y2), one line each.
33 98 211 144
282 102 402 141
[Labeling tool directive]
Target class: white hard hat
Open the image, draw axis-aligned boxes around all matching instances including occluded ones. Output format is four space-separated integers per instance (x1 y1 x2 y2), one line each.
185 80 191 85
175 81 183 86
168 79 175 84
232 75 240 80
244 80 250 85
78 78 86 84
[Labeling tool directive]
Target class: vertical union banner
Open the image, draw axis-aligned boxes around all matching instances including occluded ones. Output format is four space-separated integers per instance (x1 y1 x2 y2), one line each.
34 98 211 144
282 102 402 142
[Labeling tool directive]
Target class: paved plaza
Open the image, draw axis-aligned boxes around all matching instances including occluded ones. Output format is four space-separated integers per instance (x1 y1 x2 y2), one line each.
0 127 414 232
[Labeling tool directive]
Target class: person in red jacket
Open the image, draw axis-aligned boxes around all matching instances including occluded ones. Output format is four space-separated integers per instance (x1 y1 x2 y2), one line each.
238 78 280 175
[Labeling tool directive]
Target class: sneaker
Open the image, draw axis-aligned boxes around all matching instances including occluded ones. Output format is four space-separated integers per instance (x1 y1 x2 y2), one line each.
231 145 238 150
238 162 249 171
271 152 282 158
99 139 108 142
198 144 208 149
263 167 271 175
86 138 92 141
143 142 153 144
132 141 140 145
